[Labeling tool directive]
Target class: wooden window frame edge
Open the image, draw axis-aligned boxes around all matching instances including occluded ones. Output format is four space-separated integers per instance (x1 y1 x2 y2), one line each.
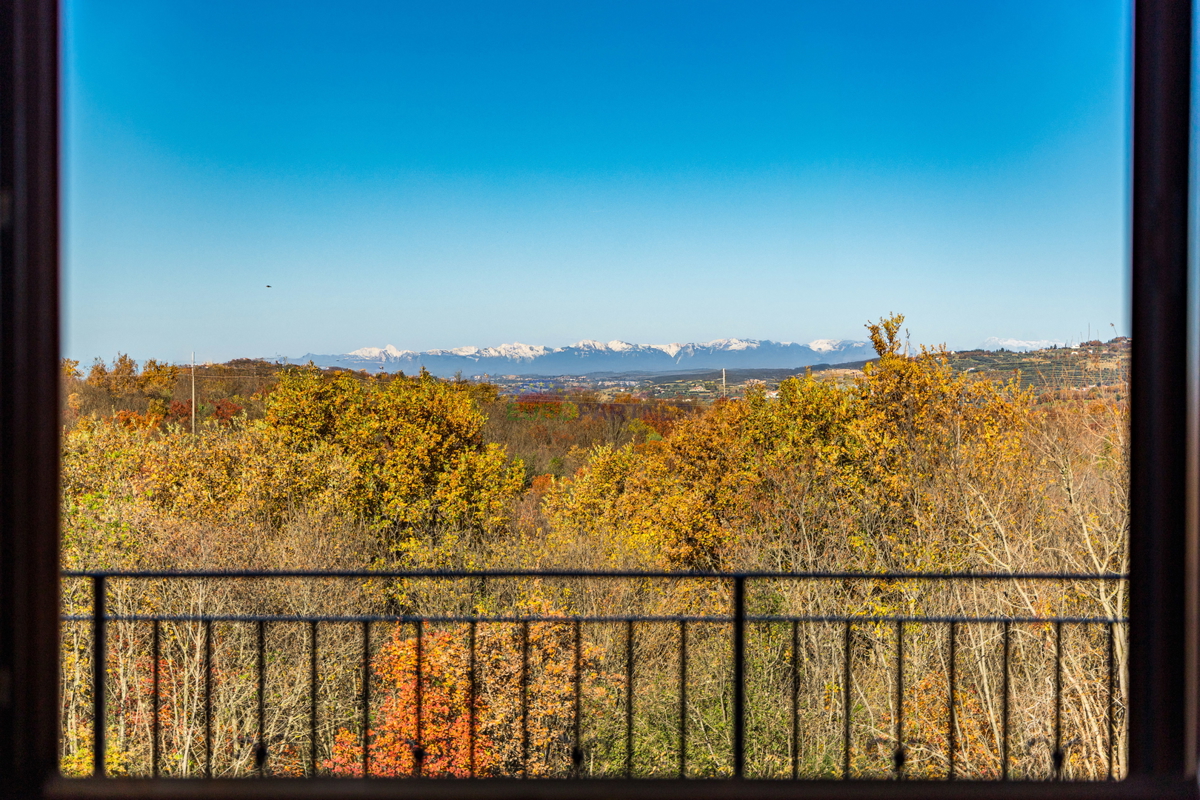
35 776 1200 800
4 0 1197 797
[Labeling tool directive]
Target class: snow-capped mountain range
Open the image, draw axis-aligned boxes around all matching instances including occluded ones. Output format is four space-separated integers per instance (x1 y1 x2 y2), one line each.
293 338 878 377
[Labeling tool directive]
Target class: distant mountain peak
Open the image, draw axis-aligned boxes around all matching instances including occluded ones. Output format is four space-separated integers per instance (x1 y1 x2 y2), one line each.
349 344 412 358
699 338 758 350
298 336 875 377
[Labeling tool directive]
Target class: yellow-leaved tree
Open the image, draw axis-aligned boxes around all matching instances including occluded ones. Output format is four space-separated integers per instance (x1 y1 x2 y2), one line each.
544 314 1039 574
262 366 524 541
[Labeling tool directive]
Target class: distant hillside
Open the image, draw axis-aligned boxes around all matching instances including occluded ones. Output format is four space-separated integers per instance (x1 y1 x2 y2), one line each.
615 339 1130 393
948 338 1129 392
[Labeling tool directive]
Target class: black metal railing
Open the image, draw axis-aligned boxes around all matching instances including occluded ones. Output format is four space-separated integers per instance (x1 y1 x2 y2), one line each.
59 570 1127 781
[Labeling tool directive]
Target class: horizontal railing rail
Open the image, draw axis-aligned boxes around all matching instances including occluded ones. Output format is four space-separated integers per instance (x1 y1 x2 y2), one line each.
60 571 1128 783
64 614 1126 626
62 569 1130 580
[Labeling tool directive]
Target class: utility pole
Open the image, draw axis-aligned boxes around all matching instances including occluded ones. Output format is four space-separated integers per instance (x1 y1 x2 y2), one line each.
722 368 726 398
191 352 196 435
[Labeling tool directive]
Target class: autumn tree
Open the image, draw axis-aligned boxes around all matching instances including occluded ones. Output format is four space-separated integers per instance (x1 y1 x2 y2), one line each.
262 366 524 541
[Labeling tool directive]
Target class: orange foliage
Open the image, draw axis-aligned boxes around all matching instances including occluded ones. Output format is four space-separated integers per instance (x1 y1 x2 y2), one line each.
327 608 612 778
327 627 497 777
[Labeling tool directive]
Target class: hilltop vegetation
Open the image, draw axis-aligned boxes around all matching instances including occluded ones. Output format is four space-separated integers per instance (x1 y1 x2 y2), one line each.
948 337 1129 395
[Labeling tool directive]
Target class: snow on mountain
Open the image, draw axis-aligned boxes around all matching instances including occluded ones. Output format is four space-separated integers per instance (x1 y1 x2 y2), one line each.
349 344 413 358
807 339 844 353
486 342 551 359
297 337 876 377
700 338 757 351
981 337 1066 353
430 342 551 360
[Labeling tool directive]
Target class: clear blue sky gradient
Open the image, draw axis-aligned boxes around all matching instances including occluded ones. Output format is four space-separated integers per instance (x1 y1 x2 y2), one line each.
64 0 1131 363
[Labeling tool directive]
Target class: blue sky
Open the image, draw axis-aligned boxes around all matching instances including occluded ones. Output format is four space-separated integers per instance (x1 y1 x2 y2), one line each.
64 0 1130 363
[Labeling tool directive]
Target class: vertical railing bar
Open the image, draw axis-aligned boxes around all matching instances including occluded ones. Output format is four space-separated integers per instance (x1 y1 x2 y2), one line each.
732 576 745 779
256 619 266 776
1054 620 1063 779
947 620 957 781
309 620 318 777
679 619 688 780
414 620 424 777
573 619 583 778
469 620 477 779
204 618 213 779
791 619 799 781
843 619 852 780
1107 621 1116 781
894 619 905 780
625 619 634 779
521 620 530 779
151 618 160 779
1002 620 1011 781
92 575 106 778
361 620 370 779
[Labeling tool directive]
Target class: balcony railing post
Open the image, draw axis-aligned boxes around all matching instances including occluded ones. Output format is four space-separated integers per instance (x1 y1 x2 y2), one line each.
308 620 318 776
1108 620 1117 780
948 620 957 781
255 619 266 776
203 619 212 778
521 619 531 779
572 619 582 777
842 619 852 779
680 619 688 779
732 575 745 779
894 619 905 779
624 619 633 778
790 620 799 780
1054 620 1063 778
1002 620 1011 780
151 618 160 778
414 619 424 776
360 620 370 778
91 574 106 778
469 620 478 778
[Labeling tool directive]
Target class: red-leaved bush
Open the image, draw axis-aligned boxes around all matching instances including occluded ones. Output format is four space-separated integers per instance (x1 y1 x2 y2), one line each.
326 627 497 778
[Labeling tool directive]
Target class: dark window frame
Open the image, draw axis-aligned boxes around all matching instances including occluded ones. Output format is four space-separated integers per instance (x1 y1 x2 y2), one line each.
1 0 1196 797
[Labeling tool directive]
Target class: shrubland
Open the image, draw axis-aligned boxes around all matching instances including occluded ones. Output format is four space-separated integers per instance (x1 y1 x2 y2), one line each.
60 316 1127 779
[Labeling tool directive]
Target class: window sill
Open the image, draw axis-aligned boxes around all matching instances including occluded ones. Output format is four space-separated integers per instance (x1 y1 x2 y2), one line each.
42 776 1197 800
